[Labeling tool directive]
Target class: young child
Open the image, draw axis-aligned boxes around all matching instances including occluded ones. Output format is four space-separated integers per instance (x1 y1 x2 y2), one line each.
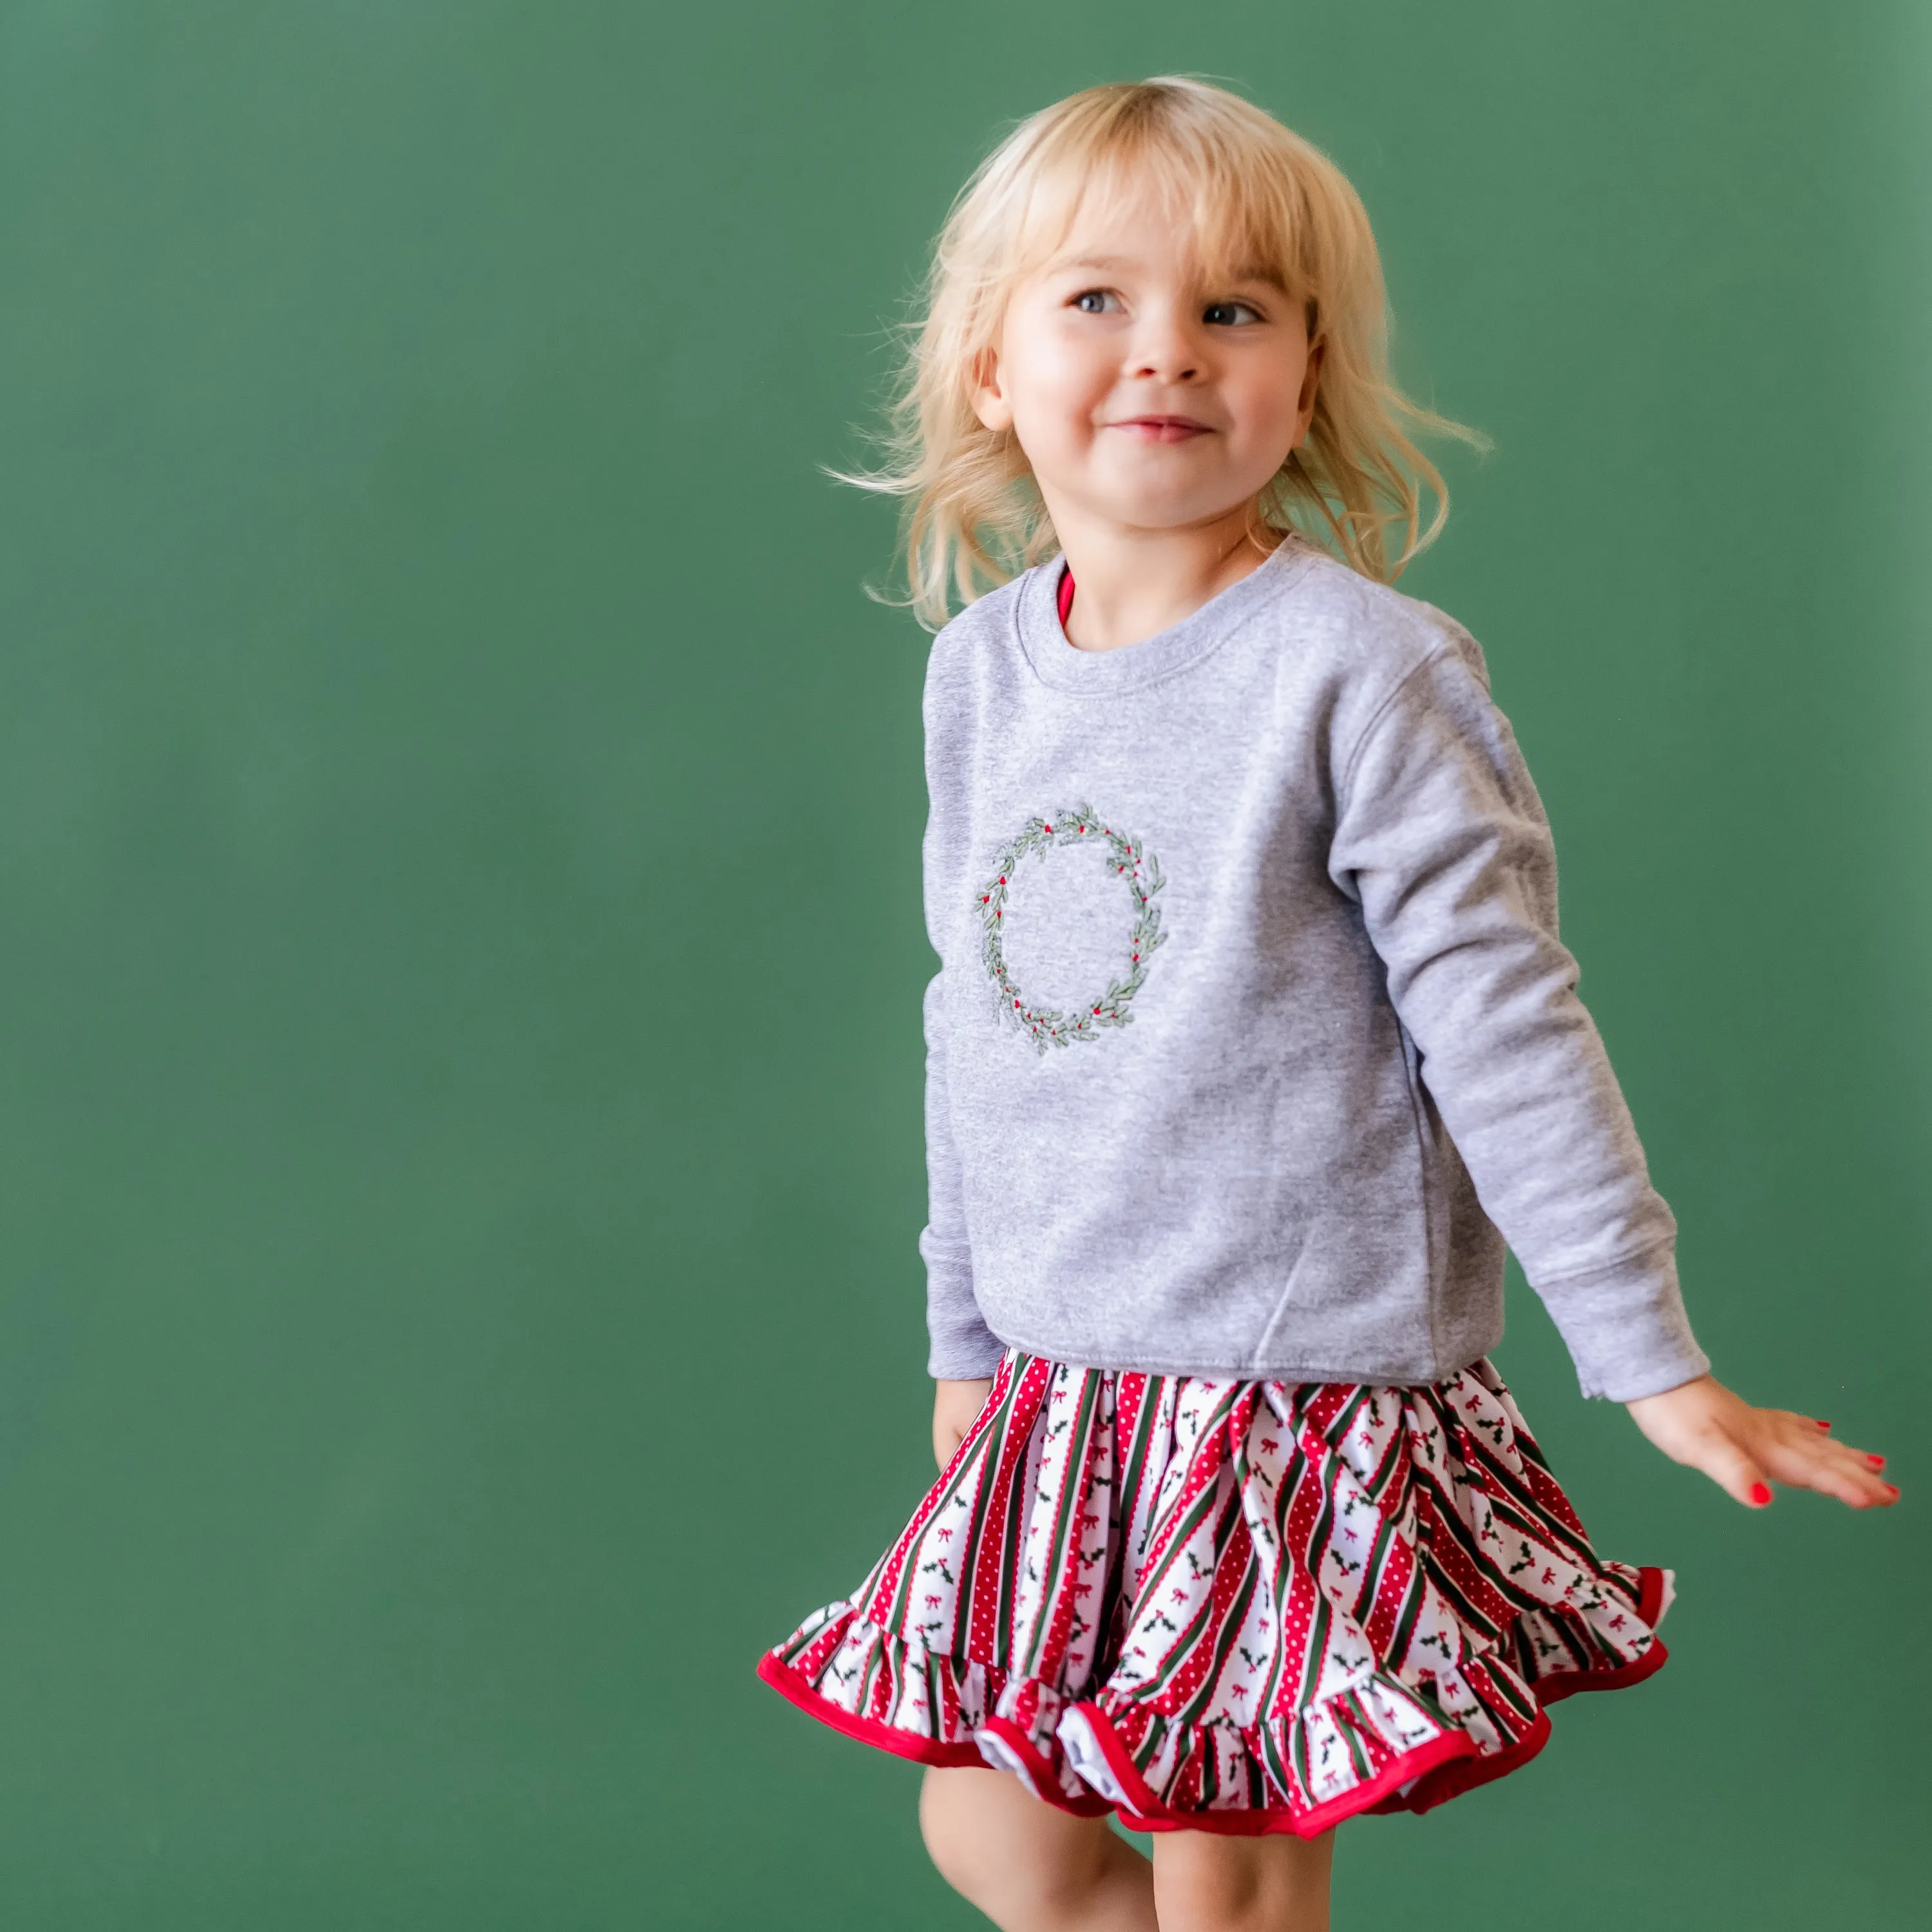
758 78 1897 1932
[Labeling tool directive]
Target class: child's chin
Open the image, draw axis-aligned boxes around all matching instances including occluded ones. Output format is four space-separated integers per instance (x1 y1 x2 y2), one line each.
1103 483 1264 530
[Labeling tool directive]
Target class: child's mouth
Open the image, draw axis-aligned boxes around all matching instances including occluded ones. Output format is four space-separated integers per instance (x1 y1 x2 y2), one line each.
1110 415 1213 443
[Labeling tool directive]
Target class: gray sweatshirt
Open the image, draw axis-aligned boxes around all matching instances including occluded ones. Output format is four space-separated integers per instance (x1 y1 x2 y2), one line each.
918 535 1709 1405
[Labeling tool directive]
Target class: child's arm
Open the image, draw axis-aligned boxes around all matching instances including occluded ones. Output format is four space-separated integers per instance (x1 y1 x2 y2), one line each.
918 654 1003 1444
1626 1375 1895 1509
921 966 1001 1468
1331 633 1897 1511
919 972 1003 1382
921 971 1000 1470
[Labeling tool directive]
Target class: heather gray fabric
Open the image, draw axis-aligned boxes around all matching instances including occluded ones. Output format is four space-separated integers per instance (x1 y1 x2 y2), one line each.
917 535 1709 1404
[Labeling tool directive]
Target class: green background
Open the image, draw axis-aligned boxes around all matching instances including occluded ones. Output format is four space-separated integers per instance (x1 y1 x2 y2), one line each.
0 1 1923 1924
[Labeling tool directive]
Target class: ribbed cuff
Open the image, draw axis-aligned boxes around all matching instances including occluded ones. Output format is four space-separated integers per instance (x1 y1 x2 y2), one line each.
927 1325 1007 1381
1533 1242 1711 1403
921 1233 1004 1380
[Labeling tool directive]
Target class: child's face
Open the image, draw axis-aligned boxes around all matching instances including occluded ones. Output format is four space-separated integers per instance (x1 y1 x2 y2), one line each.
972 178 1321 540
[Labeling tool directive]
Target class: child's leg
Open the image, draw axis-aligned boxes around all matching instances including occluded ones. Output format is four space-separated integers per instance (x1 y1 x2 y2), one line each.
920 1765 1157 1931
1150 1828 1334 1932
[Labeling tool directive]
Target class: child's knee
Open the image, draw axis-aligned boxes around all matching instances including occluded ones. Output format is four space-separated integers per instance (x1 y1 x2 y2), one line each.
1154 1848 1260 1928
1153 1828 1332 1932
918 1766 1135 1922
918 1770 1003 1904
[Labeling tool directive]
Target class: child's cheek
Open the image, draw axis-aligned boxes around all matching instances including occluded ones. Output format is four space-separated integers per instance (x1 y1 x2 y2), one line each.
1018 367 1105 468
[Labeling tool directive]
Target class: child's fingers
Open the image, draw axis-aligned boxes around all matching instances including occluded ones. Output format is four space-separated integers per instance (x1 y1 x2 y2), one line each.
1757 1426 1899 1510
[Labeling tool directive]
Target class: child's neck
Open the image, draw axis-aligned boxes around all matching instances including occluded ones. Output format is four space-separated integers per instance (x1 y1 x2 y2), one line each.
1054 503 1282 652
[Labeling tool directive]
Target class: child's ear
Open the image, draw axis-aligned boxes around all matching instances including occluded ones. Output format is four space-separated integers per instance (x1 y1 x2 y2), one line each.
1295 338 1325 432
970 345 1014 432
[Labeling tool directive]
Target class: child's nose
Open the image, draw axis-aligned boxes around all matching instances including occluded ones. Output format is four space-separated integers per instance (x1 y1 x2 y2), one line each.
1124 304 1202 382
1130 335 1200 382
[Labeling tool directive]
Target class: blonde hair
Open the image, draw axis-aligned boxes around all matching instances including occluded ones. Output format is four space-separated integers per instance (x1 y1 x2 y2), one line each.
848 77 1486 628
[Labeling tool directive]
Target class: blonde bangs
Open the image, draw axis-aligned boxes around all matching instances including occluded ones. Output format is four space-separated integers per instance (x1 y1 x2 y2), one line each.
845 77 1486 629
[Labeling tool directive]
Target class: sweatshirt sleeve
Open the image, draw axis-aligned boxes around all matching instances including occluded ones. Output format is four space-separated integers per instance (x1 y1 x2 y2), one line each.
1327 634 1710 1402
918 646 1004 1383
918 967 1002 1378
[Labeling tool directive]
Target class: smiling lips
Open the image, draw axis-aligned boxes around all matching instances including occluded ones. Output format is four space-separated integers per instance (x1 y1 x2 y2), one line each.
1109 414 1214 442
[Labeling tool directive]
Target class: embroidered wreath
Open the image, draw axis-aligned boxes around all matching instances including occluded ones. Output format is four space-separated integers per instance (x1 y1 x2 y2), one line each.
976 802 1168 1054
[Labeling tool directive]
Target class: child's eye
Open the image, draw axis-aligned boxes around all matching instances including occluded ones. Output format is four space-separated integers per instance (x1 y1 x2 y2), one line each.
1204 300 1263 327
1071 289 1121 314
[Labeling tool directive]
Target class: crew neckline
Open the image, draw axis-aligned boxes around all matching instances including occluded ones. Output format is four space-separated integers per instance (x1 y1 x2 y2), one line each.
1019 534 1319 695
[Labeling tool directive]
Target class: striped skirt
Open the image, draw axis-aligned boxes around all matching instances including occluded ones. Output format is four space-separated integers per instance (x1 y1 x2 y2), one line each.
758 1349 1672 1838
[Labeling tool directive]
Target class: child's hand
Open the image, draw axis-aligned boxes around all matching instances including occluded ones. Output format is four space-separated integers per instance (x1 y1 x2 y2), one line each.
1625 1373 1898 1510
933 1378 994 1470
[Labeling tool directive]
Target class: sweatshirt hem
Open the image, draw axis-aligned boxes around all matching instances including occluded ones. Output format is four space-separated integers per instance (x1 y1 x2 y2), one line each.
965 1326 1496 1387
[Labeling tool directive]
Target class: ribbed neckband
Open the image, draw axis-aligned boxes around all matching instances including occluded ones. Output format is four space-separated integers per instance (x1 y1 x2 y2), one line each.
1016 533 1319 696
